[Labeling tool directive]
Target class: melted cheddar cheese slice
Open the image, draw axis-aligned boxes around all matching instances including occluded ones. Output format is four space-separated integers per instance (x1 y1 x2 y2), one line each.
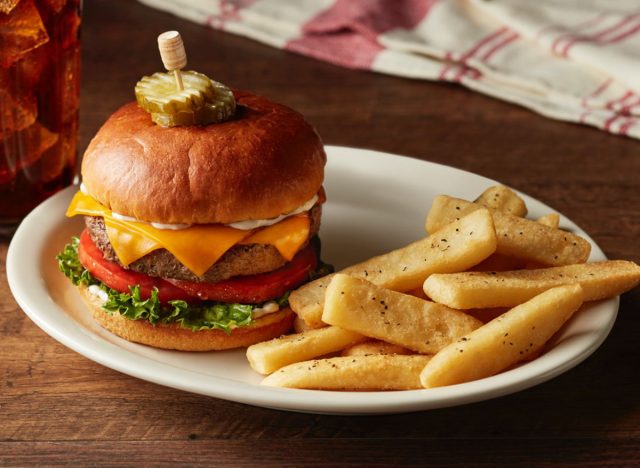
241 215 310 261
104 221 162 267
66 191 311 277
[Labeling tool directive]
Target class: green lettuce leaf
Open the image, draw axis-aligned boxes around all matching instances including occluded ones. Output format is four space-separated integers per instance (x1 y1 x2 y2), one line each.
56 236 97 287
103 285 162 324
171 301 254 333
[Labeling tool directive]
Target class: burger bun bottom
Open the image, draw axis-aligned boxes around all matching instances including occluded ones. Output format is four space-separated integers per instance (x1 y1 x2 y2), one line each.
79 285 295 351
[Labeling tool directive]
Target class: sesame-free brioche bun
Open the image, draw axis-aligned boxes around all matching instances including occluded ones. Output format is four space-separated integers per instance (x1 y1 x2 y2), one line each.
81 91 326 225
79 286 295 351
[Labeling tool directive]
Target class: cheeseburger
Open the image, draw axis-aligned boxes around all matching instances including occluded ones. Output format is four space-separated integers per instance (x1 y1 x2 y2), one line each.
57 89 329 350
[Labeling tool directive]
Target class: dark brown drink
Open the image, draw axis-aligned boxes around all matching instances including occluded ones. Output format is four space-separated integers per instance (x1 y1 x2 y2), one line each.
0 0 81 234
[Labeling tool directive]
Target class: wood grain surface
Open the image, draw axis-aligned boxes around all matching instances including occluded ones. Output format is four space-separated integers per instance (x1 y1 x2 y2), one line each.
1 1 639 466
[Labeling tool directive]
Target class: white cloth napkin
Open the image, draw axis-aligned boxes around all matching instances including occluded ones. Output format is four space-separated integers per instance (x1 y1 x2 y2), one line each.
139 0 640 138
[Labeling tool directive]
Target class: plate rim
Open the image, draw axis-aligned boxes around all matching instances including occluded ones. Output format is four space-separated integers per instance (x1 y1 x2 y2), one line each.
7 145 617 414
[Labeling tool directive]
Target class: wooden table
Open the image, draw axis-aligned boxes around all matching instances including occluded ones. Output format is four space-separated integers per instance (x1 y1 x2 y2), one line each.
2 1 639 465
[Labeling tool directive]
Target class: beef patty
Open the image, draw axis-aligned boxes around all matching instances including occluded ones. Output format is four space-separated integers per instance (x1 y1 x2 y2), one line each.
85 204 322 283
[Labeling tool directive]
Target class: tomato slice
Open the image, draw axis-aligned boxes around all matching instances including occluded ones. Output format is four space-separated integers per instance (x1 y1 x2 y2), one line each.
77 229 318 304
78 229 194 303
167 243 318 304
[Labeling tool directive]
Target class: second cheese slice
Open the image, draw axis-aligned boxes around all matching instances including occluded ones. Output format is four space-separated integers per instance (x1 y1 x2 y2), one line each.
241 215 310 261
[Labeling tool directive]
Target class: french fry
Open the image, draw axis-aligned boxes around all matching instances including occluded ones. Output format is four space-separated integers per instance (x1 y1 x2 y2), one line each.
474 185 527 217
475 200 560 271
466 308 510 324
290 208 497 327
323 274 482 354
341 340 414 357
262 355 431 390
293 315 317 333
537 213 560 229
407 287 429 299
426 195 590 266
246 326 367 375
420 284 584 388
471 253 525 272
423 260 640 309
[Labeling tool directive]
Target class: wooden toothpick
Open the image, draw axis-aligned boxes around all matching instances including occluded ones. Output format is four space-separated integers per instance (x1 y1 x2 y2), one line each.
157 31 187 91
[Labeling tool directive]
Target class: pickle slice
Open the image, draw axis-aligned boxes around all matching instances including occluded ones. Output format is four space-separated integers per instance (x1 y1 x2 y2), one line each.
150 97 235 127
135 71 236 126
135 71 214 114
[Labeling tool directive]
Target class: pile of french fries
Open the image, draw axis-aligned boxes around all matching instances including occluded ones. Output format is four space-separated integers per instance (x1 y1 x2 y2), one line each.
246 186 640 391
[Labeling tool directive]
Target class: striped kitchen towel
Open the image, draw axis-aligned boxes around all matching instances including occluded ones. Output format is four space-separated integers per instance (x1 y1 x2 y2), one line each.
139 0 640 139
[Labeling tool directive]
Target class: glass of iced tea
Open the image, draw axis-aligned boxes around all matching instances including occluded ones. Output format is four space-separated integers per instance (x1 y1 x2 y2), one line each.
0 0 81 236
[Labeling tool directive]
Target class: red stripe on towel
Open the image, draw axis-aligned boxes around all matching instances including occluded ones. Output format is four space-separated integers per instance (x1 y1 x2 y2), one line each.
618 118 636 135
288 0 436 70
581 78 612 108
302 0 436 39
451 30 518 82
603 114 623 132
479 32 519 61
561 13 640 57
287 32 384 70
205 0 256 28
606 91 634 110
604 21 640 44
439 28 508 80
619 97 640 116
550 12 608 55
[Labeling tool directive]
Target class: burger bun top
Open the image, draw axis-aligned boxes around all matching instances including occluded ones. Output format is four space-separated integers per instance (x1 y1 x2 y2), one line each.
81 91 326 224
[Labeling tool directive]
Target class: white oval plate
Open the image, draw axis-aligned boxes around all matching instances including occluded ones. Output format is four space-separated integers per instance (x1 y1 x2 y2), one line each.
7 146 617 415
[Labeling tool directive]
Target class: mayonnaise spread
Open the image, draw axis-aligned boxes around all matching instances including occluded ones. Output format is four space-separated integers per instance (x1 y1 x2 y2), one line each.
80 182 317 232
